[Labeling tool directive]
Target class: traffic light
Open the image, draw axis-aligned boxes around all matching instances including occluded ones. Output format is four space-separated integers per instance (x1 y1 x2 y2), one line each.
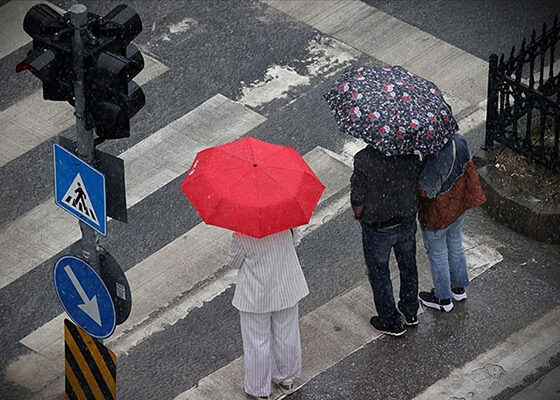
89 45 146 140
16 4 74 102
16 4 146 142
87 5 145 141
94 5 143 49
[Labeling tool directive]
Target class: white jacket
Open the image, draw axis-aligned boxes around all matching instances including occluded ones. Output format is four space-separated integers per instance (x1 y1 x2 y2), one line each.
226 229 309 313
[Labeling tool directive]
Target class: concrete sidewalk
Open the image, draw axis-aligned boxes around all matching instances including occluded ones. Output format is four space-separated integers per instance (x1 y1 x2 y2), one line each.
510 365 560 400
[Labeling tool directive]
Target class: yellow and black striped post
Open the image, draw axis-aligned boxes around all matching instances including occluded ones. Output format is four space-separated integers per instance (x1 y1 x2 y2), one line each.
64 319 117 399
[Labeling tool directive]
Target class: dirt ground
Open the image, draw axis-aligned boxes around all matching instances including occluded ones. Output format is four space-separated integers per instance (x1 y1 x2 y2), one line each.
495 147 560 202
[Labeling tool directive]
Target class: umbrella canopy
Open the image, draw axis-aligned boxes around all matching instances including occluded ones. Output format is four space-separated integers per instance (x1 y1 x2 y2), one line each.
181 136 325 238
324 65 458 156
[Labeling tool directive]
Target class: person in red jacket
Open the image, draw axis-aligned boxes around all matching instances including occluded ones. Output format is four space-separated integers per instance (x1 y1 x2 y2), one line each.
417 134 486 312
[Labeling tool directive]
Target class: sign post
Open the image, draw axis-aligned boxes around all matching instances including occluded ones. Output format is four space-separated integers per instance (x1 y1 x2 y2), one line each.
70 4 101 272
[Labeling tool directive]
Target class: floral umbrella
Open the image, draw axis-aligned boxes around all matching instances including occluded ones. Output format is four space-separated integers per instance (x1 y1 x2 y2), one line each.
324 65 458 156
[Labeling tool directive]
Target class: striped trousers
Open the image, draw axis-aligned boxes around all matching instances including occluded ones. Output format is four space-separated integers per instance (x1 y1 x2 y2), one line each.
239 303 302 397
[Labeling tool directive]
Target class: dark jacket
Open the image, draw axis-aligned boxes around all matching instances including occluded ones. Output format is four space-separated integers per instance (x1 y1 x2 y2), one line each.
418 134 486 230
351 146 422 227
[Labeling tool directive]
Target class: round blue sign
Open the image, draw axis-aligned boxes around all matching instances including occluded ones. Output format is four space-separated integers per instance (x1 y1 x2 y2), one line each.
53 255 116 339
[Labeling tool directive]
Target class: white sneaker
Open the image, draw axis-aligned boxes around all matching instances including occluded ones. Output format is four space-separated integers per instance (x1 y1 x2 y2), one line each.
419 290 454 312
451 287 467 301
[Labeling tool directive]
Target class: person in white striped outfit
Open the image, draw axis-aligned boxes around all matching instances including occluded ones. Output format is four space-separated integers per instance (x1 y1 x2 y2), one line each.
225 228 309 400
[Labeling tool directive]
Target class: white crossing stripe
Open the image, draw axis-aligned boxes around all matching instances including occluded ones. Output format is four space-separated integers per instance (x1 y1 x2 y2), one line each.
0 94 266 290
0 52 169 167
175 233 503 400
0 1 65 59
264 0 488 108
9 146 354 395
413 306 560 400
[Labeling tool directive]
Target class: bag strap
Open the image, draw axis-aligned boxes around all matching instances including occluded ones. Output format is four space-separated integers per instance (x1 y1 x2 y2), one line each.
443 138 456 184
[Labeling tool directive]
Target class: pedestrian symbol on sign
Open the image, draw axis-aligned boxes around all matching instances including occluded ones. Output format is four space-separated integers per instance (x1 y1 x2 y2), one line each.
61 173 99 224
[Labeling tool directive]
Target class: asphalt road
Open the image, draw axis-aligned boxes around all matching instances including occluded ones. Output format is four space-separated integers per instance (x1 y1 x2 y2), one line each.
0 1 559 399
363 0 560 62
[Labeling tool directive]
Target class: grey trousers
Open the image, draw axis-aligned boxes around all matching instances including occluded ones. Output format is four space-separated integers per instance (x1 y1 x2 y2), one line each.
239 303 302 397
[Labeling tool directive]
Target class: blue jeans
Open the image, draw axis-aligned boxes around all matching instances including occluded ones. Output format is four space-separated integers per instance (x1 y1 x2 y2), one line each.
421 215 470 300
361 221 419 326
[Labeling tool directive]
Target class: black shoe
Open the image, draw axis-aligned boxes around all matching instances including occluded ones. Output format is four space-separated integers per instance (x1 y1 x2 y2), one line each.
419 289 453 312
397 305 418 326
451 287 467 301
370 316 406 336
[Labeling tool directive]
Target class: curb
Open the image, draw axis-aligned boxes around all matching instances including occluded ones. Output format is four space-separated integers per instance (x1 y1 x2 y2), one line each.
477 164 560 243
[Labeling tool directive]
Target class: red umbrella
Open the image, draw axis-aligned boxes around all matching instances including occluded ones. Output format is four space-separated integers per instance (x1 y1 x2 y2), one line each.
181 136 325 238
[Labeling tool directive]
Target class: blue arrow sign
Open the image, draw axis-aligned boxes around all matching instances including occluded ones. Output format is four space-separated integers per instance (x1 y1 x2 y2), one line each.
53 142 107 236
53 255 116 339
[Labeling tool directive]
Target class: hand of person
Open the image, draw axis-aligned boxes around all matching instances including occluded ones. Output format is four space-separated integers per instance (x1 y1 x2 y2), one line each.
351 204 364 224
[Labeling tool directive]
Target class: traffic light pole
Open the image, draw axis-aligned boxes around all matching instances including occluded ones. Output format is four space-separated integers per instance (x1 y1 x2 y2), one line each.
70 4 100 272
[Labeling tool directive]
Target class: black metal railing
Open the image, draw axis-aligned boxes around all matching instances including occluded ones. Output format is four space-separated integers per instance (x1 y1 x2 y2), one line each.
485 15 560 173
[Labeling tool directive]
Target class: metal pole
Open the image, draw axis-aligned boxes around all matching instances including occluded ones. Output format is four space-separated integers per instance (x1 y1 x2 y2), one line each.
484 54 499 151
70 4 100 272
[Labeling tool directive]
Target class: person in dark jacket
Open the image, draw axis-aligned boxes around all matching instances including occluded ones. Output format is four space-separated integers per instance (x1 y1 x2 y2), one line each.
417 134 486 312
351 145 422 336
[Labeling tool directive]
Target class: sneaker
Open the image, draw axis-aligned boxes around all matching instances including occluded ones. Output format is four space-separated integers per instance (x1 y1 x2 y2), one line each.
273 380 294 394
370 316 406 336
451 287 467 301
419 289 454 312
397 305 418 326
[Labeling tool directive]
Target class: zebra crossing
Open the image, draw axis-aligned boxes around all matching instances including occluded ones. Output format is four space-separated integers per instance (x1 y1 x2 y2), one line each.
1 1 557 399
176 233 502 400
8 132 502 398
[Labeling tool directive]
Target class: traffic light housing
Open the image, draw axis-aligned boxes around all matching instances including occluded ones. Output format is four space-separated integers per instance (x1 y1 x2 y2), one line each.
93 5 143 48
87 5 145 141
16 4 146 141
88 44 145 140
16 4 74 102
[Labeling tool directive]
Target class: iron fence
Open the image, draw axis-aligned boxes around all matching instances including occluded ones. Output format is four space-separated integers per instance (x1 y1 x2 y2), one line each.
485 15 560 173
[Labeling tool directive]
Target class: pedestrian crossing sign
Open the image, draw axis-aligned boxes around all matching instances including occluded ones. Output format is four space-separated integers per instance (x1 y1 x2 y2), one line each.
53 142 107 236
